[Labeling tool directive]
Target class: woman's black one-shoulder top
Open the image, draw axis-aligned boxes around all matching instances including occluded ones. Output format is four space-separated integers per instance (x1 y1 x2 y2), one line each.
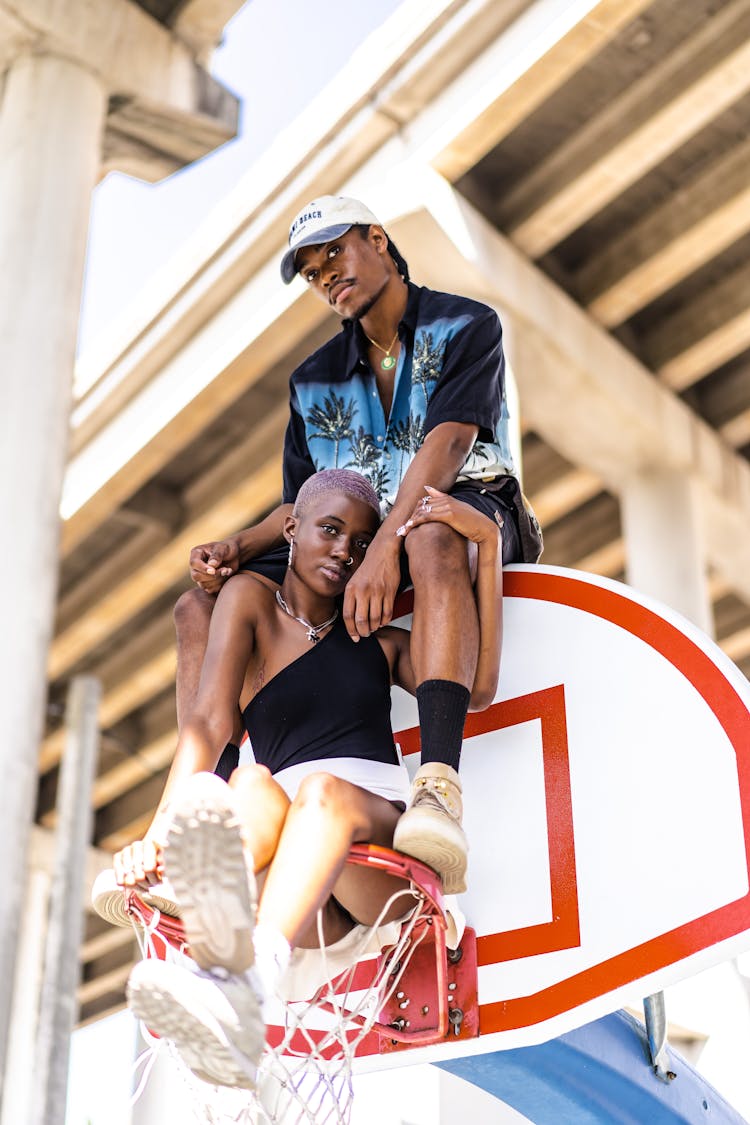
242 616 399 775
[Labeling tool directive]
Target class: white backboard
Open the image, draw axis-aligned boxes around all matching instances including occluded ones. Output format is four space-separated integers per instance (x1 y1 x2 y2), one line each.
379 564 750 1063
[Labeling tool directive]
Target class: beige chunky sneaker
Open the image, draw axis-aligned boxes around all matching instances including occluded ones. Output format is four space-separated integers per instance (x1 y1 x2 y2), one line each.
91 868 181 929
127 959 264 1089
392 763 468 893
164 772 257 975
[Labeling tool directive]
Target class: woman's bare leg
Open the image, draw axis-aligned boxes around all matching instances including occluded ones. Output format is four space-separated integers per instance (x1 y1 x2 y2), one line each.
228 763 291 871
256 772 409 949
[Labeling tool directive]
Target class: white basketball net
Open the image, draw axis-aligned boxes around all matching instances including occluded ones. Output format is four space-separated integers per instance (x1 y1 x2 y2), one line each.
128 877 439 1125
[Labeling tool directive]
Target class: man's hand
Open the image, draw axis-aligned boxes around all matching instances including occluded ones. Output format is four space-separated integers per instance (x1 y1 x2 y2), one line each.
189 538 241 594
343 537 402 641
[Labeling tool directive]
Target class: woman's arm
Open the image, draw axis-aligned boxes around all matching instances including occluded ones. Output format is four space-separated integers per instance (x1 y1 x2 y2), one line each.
113 575 262 888
375 625 415 694
394 485 502 710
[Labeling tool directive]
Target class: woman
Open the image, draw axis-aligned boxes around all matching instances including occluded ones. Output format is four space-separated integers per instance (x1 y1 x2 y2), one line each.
118 468 502 1089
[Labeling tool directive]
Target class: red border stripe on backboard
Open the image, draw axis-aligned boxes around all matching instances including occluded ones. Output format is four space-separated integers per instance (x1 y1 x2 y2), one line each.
479 569 750 1032
396 685 581 962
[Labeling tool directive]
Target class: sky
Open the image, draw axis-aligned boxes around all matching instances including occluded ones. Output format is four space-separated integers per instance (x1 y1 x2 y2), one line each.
77 0 402 356
67 2 402 1122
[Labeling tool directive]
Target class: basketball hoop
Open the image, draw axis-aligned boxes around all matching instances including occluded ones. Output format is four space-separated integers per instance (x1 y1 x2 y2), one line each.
126 844 478 1124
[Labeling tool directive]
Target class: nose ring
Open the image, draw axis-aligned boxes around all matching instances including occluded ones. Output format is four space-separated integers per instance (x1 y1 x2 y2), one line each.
345 556 354 567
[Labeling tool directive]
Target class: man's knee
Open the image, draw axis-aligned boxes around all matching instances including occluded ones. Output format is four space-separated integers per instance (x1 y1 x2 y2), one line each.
173 587 215 642
405 522 470 583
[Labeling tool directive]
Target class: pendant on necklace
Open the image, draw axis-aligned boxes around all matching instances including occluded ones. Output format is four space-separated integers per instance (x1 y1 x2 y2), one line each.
380 355 396 371
275 589 337 643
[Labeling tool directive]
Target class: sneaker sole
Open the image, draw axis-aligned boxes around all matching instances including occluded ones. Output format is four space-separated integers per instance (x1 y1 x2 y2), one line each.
127 971 259 1090
91 872 181 929
165 776 256 973
393 811 468 895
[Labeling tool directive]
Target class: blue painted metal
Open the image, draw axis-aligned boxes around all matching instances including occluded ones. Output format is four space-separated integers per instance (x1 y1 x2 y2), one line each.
436 1010 749 1124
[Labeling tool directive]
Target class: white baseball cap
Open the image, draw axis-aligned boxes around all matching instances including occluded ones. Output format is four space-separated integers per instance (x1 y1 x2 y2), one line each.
280 195 381 284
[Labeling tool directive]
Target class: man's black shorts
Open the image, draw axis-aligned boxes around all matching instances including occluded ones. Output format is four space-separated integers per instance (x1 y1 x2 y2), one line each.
239 480 523 589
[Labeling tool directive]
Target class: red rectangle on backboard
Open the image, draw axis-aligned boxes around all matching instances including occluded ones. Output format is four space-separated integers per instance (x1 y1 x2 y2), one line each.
395 684 581 963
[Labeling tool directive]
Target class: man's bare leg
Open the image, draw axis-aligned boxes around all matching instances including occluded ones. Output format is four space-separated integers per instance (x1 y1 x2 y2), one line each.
173 588 215 729
174 588 244 775
393 521 478 892
405 521 479 689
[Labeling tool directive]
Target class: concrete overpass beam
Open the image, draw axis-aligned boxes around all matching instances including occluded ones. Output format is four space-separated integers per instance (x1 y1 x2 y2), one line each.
0 0 239 182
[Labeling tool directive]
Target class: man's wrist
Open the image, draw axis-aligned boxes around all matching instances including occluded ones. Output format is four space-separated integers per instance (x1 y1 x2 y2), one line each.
235 529 257 564
371 524 403 557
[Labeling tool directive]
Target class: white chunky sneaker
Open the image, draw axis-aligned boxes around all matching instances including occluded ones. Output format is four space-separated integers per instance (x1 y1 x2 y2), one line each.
127 959 264 1090
392 763 468 894
164 772 257 974
91 869 181 929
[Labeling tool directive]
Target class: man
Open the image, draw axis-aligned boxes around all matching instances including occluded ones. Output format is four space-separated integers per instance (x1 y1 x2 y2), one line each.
178 195 542 893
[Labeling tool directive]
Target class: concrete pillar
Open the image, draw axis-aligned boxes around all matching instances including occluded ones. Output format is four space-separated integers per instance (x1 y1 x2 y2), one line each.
0 868 52 1125
621 469 713 635
0 52 106 1100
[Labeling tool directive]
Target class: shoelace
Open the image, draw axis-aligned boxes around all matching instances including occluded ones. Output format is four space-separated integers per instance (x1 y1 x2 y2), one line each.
413 787 458 818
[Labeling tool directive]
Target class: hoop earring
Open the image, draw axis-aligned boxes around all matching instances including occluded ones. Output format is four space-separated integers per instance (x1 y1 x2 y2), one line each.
287 537 295 569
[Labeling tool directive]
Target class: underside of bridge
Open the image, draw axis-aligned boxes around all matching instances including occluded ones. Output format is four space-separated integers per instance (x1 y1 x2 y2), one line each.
32 0 750 1025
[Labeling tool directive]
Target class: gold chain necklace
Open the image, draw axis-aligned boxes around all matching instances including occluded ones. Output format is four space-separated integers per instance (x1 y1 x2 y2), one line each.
363 328 399 371
275 590 338 643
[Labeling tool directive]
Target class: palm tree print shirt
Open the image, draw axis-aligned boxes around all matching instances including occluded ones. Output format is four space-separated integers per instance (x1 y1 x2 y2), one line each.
282 283 517 514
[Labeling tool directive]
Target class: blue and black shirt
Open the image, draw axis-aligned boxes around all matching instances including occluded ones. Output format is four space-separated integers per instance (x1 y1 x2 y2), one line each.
283 282 516 507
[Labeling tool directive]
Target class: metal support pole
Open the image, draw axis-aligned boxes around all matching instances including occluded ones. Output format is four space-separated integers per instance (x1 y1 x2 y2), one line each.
643 991 676 1083
31 676 101 1125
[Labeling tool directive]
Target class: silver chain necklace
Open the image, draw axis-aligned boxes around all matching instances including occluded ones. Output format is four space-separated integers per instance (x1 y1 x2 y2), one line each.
275 590 338 643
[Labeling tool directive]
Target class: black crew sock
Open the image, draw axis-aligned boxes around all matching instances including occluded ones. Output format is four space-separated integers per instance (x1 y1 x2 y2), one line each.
214 742 240 781
416 679 471 772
